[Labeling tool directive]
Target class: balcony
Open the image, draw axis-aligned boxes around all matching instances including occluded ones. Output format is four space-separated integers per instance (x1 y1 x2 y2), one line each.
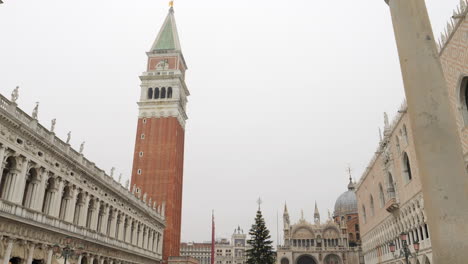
385 191 399 212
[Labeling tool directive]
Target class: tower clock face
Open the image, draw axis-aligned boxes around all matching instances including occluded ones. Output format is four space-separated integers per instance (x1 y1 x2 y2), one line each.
148 57 177 71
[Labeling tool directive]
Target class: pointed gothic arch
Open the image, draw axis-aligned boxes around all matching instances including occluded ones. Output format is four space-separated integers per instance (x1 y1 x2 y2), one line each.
378 183 385 208
402 152 413 182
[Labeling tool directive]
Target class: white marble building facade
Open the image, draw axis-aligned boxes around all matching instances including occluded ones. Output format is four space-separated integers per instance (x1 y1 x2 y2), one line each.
0 91 165 264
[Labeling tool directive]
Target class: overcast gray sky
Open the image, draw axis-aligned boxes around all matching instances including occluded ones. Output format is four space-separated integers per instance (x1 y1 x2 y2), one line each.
0 0 460 245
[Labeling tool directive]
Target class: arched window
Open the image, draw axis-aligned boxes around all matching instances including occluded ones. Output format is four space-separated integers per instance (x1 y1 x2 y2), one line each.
395 136 401 153
370 195 375 216
22 168 38 208
362 205 367 223
147 88 153 99
107 207 113 235
378 183 385 208
161 87 166 98
97 203 105 233
402 152 413 182
459 77 468 125
154 88 160 99
42 177 55 214
402 124 409 144
167 87 173 98
0 157 17 200
115 213 121 239
86 198 95 228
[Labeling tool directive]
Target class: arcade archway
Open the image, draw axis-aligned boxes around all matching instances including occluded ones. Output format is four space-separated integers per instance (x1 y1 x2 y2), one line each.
296 255 317 264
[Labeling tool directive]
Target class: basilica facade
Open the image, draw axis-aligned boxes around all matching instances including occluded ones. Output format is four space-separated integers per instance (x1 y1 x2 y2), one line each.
276 189 363 264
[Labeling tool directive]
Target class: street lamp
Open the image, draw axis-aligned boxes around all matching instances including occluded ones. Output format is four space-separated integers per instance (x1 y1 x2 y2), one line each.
52 237 84 264
388 232 419 264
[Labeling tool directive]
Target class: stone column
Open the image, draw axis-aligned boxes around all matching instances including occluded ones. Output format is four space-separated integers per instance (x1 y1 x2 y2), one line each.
12 157 29 204
90 203 100 231
77 255 83 264
125 218 132 244
109 211 117 238
26 244 35 264
78 194 90 227
52 179 64 218
46 248 53 264
89 256 95 264
2 239 14 264
132 223 138 245
0 146 6 184
385 0 468 262
33 169 48 211
100 205 110 235
148 230 153 250
65 188 78 223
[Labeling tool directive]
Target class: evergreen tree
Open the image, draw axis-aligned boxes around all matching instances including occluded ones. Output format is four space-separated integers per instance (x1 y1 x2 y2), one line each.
246 209 275 264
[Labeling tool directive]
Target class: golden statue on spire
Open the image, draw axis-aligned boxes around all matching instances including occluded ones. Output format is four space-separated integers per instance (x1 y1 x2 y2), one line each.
169 0 174 7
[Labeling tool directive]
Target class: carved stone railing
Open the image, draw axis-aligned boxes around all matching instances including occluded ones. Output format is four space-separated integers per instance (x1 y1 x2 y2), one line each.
0 199 162 260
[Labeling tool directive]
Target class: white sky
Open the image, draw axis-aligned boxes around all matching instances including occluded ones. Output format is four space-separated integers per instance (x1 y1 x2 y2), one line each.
0 0 460 245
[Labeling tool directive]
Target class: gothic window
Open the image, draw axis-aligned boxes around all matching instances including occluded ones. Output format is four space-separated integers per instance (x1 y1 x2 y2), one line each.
378 183 385 208
402 125 409 144
42 177 55 214
370 195 375 216
147 88 153 99
387 172 395 194
0 157 16 200
161 87 166 98
402 152 413 182
395 136 401 153
154 88 160 99
168 87 173 98
362 205 367 224
459 77 468 125
22 168 38 208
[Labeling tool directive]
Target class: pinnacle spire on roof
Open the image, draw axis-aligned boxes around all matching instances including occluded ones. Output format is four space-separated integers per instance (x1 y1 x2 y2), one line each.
150 4 182 52
284 202 289 214
314 201 319 215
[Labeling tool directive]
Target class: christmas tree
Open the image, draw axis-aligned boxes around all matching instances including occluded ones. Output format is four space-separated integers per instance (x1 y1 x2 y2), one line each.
246 207 275 264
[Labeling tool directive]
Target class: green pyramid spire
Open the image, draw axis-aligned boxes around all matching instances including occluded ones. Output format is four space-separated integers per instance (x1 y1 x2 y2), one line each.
150 8 181 52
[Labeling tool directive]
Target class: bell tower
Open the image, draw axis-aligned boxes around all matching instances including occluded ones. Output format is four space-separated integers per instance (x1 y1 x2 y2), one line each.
131 5 189 261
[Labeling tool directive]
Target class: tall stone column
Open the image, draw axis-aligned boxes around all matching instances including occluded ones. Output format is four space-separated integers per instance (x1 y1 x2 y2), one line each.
125 218 132 244
12 157 29 204
78 194 90 227
2 239 14 264
65 188 78 223
100 205 110 235
26 244 35 264
33 169 48 211
385 0 468 262
77 255 83 264
109 211 117 238
52 179 64 218
46 248 53 264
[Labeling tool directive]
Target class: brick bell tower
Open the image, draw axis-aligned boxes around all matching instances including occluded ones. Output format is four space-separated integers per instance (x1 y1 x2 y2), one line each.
131 4 189 262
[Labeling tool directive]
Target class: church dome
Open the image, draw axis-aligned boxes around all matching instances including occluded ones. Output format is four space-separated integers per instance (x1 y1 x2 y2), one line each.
333 180 358 216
